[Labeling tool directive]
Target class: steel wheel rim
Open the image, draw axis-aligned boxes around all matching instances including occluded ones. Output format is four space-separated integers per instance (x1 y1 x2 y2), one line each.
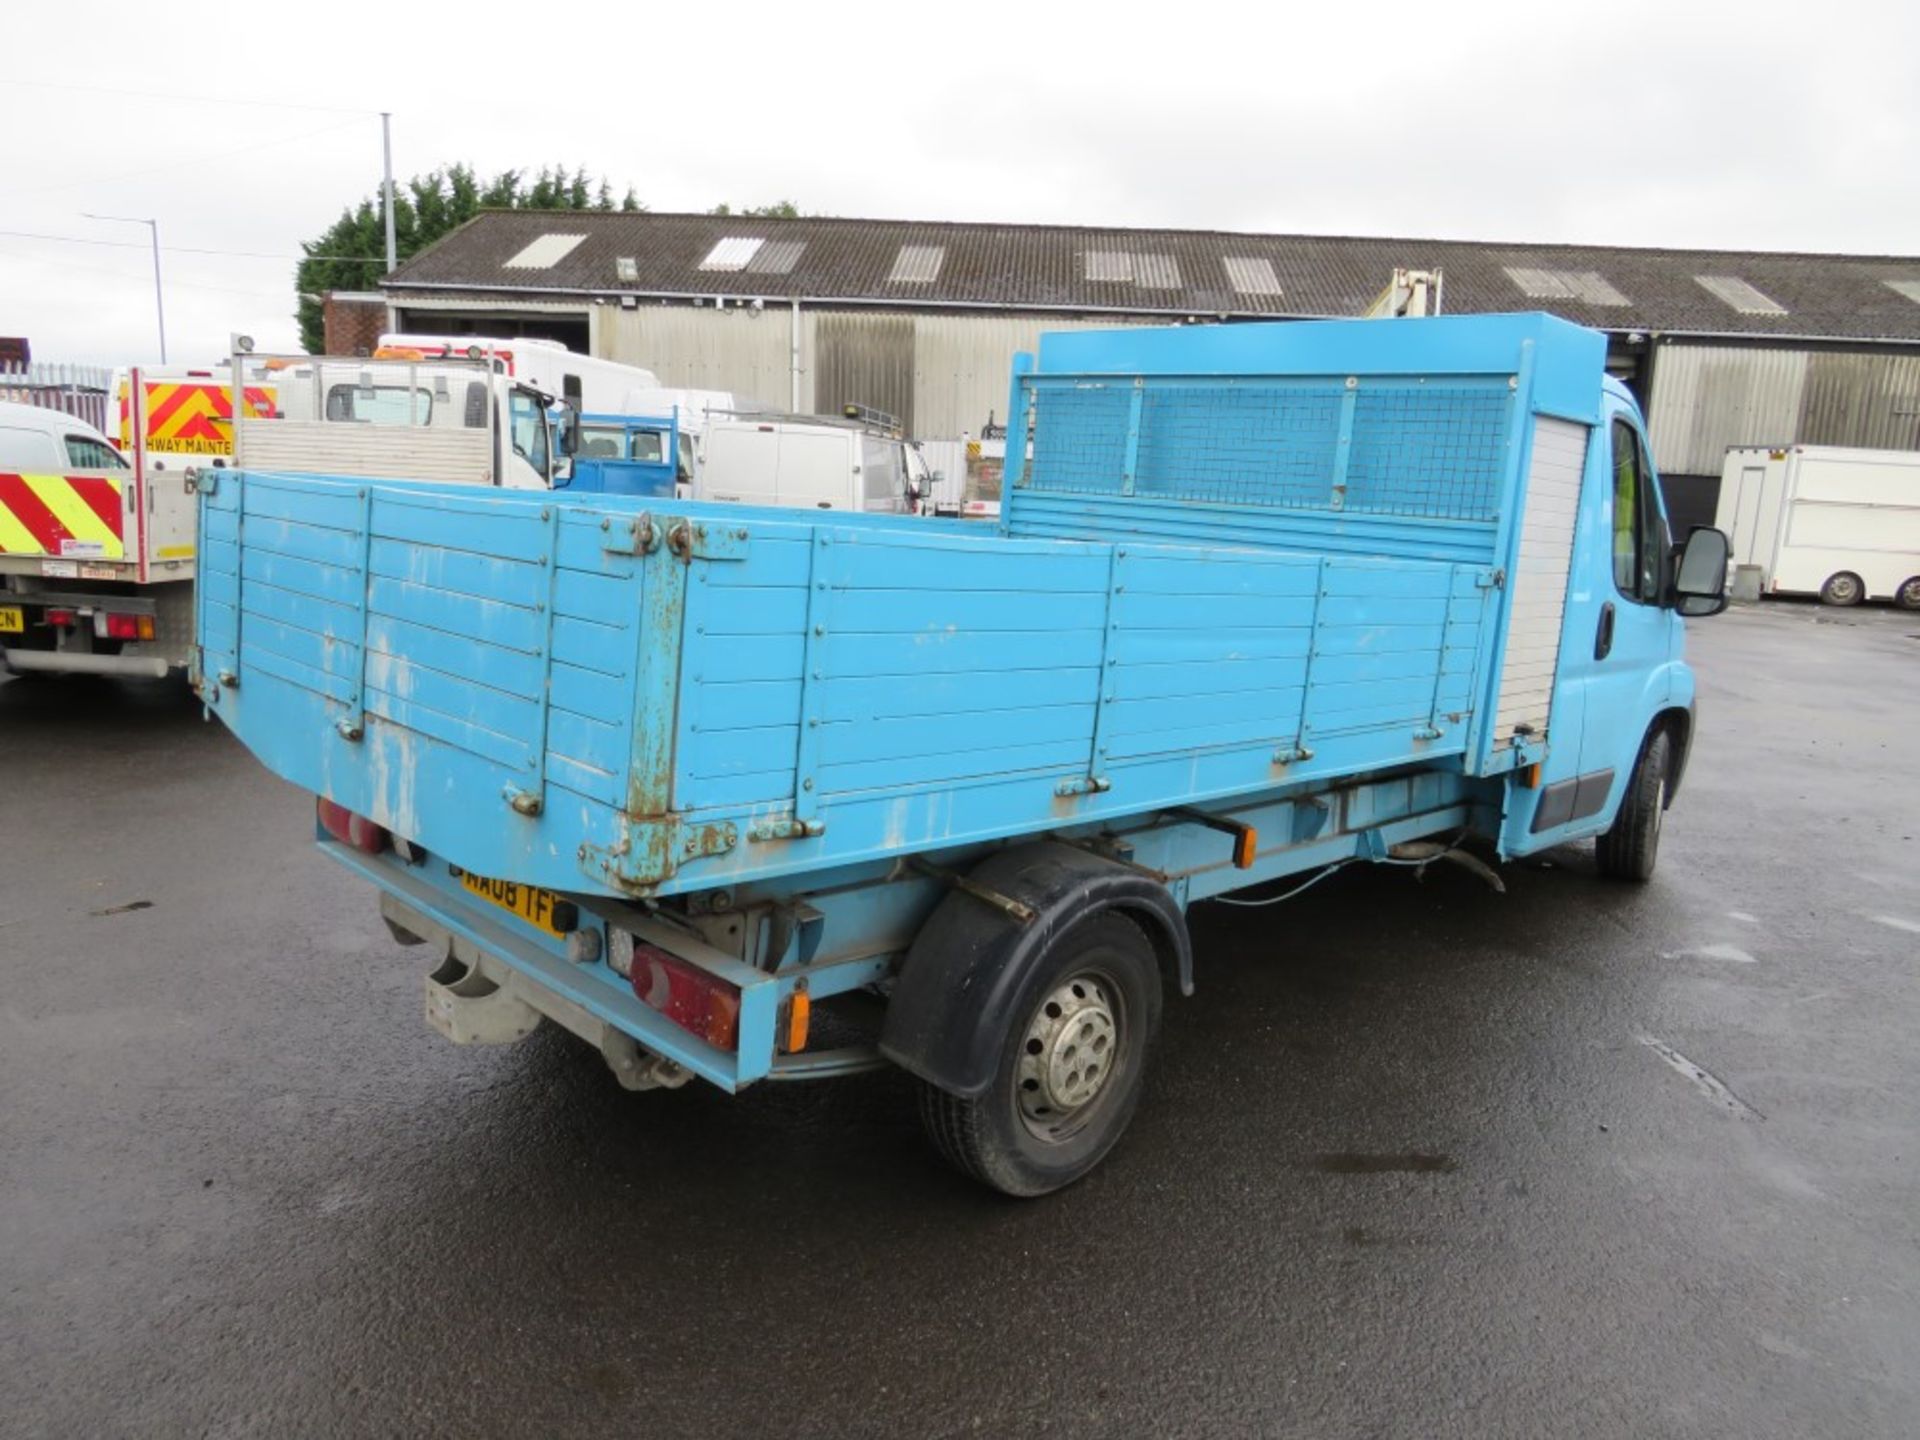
1900 579 1920 607
1830 575 1861 603
1015 969 1125 1143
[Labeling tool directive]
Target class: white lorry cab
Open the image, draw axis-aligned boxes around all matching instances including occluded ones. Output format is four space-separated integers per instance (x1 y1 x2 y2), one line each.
1715 444 1920 609
239 346 581 491
700 412 935 513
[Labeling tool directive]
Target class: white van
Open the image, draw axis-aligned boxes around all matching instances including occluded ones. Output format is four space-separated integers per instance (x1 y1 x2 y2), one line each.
701 415 933 513
0 399 128 471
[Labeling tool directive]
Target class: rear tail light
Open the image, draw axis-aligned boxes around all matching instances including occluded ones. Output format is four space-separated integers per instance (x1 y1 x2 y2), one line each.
103 613 156 641
612 935 740 1050
316 796 389 854
44 609 75 627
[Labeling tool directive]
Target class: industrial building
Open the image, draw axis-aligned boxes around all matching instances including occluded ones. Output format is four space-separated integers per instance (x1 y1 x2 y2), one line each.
372 212 1920 530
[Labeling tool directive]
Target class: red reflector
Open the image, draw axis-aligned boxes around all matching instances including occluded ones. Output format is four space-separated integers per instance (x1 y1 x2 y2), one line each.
105 613 141 640
629 943 740 1051
45 609 75 627
316 796 389 854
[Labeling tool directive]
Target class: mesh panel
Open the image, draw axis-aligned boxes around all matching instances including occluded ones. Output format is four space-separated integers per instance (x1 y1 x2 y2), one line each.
1024 384 1132 495
1025 377 1513 522
1344 388 1510 519
1135 386 1343 505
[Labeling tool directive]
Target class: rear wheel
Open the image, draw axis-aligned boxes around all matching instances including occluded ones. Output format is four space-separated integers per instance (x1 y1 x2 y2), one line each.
1596 729 1671 883
1819 571 1865 607
1895 576 1920 612
917 912 1160 1197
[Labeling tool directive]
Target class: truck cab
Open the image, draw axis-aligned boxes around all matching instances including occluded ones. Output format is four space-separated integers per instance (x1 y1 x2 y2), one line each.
566 410 680 497
1497 375 1704 860
241 350 576 491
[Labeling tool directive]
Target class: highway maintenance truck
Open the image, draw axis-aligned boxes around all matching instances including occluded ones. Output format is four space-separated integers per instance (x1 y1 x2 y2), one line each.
0 369 258 677
193 313 1730 1195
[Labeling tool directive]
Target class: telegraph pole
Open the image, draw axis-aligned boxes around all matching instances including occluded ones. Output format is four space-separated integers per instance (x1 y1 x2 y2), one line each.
381 111 397 272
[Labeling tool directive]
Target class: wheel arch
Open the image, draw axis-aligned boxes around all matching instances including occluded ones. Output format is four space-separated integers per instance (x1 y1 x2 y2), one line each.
880 841 1190 1100
1656 702 1695 805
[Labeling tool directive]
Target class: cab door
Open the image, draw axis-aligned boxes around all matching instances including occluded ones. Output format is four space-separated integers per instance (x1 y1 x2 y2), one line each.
502 387 551 489
1572 406 1677 816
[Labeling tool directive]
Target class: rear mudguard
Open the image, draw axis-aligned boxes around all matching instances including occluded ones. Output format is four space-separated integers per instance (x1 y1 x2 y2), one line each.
880 841 1190 1099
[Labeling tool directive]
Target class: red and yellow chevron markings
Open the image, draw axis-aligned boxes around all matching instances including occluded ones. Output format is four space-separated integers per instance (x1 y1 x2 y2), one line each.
0 473 127 558
118 382 275 455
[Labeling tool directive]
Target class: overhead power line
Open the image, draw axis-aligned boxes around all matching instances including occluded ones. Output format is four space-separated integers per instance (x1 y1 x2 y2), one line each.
0 245 293 302
0 228 385 263
0 77 378 115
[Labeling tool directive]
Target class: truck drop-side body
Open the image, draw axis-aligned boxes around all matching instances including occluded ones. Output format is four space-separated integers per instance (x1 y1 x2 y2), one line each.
195 314 1725 1193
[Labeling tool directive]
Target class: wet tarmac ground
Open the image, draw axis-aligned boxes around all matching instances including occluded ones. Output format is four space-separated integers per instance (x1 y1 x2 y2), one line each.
3 601 1917 1438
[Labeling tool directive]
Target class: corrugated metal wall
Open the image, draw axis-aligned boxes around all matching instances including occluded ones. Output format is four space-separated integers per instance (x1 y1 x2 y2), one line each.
1800 353 1920 452
400 297 1920 460
1649 343 1920 475
909 314 1123 438
1646 346 1808 475
600 304 805 411
816 315 916 431
597 305 1141 438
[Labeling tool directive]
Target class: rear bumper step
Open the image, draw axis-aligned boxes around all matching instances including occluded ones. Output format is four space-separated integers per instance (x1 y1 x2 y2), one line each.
3 649 172 679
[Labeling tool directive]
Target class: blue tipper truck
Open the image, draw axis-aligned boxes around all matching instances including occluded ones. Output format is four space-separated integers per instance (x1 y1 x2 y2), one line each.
193 314 1730 1196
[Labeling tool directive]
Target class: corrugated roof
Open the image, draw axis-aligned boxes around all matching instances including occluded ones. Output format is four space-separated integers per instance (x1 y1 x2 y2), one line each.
384 211 1920 342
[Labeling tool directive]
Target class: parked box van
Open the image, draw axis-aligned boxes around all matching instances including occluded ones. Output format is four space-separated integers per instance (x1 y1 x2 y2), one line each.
701 415 932 512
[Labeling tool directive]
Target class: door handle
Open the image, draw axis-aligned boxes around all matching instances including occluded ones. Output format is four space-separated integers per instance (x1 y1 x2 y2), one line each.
1594 601 1616 660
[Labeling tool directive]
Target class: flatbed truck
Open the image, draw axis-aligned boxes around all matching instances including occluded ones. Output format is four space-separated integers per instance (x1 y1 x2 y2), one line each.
194 313 1730 1195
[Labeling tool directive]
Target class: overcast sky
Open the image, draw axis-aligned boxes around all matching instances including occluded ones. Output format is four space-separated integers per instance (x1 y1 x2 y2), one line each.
3 0 1913 366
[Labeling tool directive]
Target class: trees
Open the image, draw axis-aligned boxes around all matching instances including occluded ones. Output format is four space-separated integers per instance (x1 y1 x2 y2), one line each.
294 164 642 353
709 201 801 218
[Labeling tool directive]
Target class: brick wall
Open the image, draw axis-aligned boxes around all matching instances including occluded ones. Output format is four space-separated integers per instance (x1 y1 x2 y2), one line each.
321 293 388 356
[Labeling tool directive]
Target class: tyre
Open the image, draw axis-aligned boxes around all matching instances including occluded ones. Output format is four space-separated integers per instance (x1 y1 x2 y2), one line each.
1819 571 1865 607
917 911 1161 1197
1596 728 1671 883
1895 576 1920 612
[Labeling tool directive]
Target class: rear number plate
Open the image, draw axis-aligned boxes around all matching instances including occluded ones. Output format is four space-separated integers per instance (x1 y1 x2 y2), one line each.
0 607 21 634
451 866 573 938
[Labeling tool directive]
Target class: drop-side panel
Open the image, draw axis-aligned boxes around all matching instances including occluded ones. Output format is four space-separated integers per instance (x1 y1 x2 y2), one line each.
1491 417 1587 750
196 472 647 890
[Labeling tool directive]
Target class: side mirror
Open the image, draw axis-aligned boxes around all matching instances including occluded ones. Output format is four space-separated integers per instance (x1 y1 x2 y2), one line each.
554 403 579 457
549 455 574 488
1672 526 1730 617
